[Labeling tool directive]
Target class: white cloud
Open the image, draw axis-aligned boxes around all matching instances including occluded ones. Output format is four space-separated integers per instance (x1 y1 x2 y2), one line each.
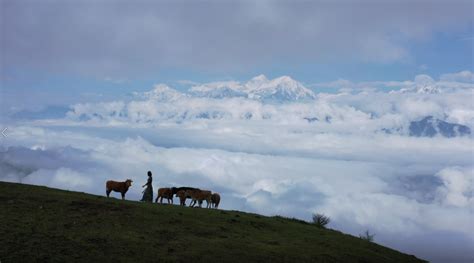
24 167 94 190
435 167 473 207
440 70 474 83
400 97 443 119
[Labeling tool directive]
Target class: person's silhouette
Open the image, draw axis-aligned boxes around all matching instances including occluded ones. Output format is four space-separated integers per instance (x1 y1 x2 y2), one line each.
140 171 153 202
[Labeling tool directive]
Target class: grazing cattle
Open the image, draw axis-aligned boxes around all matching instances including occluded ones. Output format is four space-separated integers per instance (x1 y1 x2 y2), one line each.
176 190 187 206
171 187 200 197
106 179 133 200
171 187 200 206
211 193 221 208
156 188 174 204
186 189 212 208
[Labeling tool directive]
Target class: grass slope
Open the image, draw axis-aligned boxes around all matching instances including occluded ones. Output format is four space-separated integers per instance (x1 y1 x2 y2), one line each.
0 182 426 262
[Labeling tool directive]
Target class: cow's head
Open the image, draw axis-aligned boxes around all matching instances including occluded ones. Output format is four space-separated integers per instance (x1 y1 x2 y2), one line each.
171 187 178 195
125 179 133 187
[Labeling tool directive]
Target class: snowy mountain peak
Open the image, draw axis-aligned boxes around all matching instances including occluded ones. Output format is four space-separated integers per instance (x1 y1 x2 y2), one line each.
140 84 185 101
393 75 442 94
414 75 440 94
245 75 269 91
273 75 293 82
248 75 315 101
270 76 303 91
139 75 316 102
416 85 441 94
250 74 268 82
190 81 242 92
190 81 246 98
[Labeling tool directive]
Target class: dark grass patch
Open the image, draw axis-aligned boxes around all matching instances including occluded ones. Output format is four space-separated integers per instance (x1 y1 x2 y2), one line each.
0 182 427 263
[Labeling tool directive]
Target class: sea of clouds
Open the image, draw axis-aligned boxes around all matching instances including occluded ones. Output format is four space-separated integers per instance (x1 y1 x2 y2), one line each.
1 72 473 262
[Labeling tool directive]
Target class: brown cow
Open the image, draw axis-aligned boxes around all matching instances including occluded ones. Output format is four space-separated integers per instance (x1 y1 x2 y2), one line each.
211 193 221 209
171 187 200 206
176 190 187 206
156 188 173 204
186 189 212 208
171 187 199 196
106 179 133 200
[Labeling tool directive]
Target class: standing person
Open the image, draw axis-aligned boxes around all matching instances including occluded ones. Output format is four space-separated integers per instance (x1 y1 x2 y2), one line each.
140 171 153 202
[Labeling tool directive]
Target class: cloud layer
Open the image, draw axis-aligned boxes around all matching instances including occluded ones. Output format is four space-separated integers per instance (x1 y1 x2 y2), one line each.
2 72 474 262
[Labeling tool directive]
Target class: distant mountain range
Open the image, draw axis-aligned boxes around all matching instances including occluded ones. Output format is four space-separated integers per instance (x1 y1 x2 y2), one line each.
189 75 316 102
7 75 473 140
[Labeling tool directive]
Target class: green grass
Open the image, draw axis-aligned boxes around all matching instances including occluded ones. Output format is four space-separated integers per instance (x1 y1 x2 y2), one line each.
0 182 426 262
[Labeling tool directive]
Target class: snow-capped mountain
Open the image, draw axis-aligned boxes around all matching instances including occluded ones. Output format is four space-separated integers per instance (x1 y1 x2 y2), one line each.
189 81 247 98
245 75 316 102
413 75 441 94
138 84 185 101
397 75 441 94
188 75 316 102
381 116 471 138
244 74 269 91
409 116 471 137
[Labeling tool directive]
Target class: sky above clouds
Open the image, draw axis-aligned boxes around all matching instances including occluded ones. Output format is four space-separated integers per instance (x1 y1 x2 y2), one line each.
2 1 473 95
1 1 474 262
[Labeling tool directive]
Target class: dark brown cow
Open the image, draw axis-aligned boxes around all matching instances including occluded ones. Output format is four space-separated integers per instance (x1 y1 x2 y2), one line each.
171 187 200 196
106 179 133 200
171 187 200 206
156 188 173 204
176 190 187 206
211 193 221 208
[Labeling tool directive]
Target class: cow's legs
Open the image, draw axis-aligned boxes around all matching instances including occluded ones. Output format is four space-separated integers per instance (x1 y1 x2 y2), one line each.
106 189 111 198
121 192 125 200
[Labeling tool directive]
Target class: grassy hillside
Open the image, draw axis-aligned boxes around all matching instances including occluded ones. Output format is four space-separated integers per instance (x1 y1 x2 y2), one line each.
0 182 426 262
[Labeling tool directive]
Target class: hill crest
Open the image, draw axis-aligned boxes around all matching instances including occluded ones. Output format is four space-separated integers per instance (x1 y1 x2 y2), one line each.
0 182 426 262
